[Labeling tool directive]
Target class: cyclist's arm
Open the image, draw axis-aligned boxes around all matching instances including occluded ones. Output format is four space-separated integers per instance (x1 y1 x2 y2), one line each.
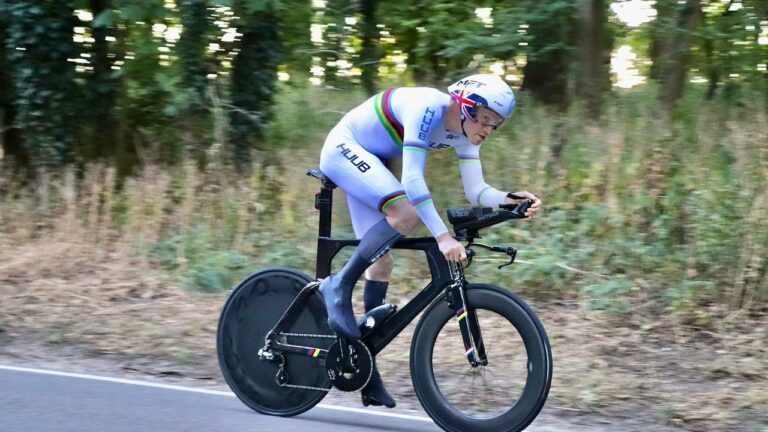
400 103 449 238
454 143 509 206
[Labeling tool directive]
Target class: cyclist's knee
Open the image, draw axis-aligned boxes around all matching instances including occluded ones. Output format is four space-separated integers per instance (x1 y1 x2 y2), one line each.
385 200 419 234
367 254 394 280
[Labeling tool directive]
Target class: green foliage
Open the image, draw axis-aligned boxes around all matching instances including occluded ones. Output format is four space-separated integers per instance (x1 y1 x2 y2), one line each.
435 4 525 64
2 0 765 170
264 84 363 149
666 280 715 312
149 226 248 292
519 0 577 107
373 1 468 83
92 9 115 28
358 0 380 95
228 0 283 169
2 0 768 315
694 0 768 98
0 8 10 109
177 0 212 100
279 0 311 79
581 278 634 313
5 1 79 168
114 0 168 22
181 250 247 292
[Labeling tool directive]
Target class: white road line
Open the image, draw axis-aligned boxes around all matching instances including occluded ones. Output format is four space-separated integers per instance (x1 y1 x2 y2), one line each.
314 404 432 422
0 364 432 423
0 364 235 396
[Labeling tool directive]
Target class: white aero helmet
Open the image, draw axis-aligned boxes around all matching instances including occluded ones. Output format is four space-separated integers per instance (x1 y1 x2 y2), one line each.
447 74 516 123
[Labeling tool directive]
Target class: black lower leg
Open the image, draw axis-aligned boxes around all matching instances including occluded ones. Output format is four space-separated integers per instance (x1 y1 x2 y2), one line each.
338 220 404 286
321 219 404 340
363 279 389 313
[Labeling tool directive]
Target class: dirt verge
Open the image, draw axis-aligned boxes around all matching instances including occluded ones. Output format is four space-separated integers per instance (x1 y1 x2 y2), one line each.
1 234 765 431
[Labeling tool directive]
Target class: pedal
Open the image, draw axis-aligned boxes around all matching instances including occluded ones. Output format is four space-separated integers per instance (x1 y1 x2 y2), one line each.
357 304 397 337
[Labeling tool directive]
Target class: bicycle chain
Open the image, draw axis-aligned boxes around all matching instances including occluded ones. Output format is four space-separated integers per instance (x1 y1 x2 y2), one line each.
281 382 331 392
275 331 335 392
280 332 337 339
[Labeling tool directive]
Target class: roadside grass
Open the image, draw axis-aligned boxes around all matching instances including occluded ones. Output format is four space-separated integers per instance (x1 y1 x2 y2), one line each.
0 86 766 430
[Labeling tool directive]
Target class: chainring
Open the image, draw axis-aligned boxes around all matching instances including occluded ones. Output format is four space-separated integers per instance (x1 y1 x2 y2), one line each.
325 340 373 392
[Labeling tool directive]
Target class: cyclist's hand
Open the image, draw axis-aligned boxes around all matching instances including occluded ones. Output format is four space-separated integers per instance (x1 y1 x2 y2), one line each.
436 232 467 264
506 191 541 218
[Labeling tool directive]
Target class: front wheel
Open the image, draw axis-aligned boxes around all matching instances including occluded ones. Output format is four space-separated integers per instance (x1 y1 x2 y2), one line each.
410 284 552 432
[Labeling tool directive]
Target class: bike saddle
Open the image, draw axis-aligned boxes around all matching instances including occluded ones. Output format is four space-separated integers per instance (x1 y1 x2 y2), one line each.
306 167 337 188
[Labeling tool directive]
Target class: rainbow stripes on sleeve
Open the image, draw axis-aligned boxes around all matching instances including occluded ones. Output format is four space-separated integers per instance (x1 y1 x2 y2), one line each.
410 194 433 209
458 155 481 166
374 88 404 146
404 142 428 154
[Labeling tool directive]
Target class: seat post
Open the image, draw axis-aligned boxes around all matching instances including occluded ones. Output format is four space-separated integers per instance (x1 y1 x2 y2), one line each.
316 182 334 238
307 168 338 278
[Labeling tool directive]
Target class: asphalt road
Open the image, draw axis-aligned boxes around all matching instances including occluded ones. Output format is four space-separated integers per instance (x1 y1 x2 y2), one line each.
0 365 440 432
0 364 679 432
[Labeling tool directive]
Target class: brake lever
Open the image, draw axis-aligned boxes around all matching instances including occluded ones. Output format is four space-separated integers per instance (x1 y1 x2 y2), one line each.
464 248 474 268
466 243 517 269
499 199 533 218
498 247 517 269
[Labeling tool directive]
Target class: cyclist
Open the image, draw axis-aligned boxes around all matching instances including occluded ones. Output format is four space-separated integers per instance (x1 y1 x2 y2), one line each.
318 74 542 408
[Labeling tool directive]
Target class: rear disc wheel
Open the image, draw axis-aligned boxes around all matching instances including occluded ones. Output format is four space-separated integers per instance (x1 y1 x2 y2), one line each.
217 267 333 416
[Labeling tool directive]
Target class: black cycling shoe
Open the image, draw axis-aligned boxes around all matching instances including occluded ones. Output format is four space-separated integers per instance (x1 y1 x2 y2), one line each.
361 362 396 408
319 276 361 340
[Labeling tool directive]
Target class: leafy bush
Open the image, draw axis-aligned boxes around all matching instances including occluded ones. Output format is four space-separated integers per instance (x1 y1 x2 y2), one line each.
180 250 247 293
149 226 248 292
581 279 635 313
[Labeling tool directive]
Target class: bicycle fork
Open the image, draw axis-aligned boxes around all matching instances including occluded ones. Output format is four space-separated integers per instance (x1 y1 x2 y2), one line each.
447 259 488 367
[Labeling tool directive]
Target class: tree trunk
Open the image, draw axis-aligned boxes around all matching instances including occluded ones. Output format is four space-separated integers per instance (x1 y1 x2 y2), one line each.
575 0 610 118
85 0 119 161
229 4 282 173
704 36 719 100
359 0 379 96
520 2 575 110
321 0 348 87
703 0 736 100
6 1 79 169
1 106 29 175
178 0 212 167
648 0 675 81
0 10 25 172
178 0 210 99
659 0 703 109
522 52 569 109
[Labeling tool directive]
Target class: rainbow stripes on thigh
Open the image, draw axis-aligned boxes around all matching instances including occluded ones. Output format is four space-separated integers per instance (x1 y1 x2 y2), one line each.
378 190 407 213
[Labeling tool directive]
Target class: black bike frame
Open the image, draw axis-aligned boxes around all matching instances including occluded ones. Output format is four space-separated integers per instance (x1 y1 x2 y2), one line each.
264 170 487 367
308 172 485 360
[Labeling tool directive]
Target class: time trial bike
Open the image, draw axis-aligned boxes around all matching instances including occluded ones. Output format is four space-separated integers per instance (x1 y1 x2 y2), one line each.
216 167 553 432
